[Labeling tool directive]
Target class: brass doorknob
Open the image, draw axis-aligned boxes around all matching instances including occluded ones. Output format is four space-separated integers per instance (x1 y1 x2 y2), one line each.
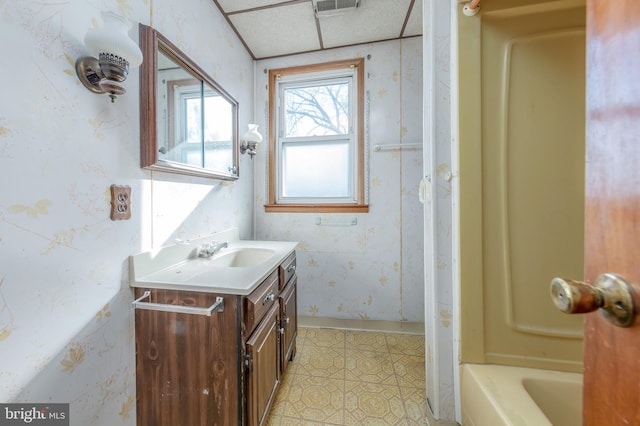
550 273 636 327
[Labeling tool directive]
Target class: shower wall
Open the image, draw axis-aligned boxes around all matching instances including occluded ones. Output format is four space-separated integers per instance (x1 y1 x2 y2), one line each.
458 0 586 372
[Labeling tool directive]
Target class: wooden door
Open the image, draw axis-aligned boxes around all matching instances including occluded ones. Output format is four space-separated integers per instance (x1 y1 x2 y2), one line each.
583 1 640 424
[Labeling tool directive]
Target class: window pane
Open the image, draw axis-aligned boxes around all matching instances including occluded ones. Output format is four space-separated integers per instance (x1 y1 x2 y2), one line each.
203 89 233 142
183 93 203 166
284 82 349 137
185 96 202 143
282 142 350 198
203 87 233 171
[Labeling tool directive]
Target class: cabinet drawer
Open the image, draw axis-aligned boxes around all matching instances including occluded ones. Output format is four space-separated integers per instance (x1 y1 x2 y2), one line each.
279 277 297 374
279 251 296 290
244 270 279 335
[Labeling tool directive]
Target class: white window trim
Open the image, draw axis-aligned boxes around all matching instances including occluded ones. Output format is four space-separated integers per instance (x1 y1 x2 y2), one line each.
275 72 358 205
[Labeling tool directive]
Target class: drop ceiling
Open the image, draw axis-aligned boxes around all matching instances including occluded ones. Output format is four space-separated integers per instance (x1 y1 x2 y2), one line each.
212 0 423 59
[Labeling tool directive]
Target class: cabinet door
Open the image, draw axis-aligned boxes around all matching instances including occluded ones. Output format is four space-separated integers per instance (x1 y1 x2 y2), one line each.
246 302 280 426
134 290 241 426
279 278 297 374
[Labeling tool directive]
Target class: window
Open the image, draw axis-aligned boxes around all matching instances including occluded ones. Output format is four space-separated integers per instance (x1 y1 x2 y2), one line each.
165 79 234 171
266 59 368 213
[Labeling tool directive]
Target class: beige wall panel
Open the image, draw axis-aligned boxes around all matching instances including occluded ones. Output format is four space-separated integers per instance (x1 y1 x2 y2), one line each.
460 1 586 372
502 30 585 338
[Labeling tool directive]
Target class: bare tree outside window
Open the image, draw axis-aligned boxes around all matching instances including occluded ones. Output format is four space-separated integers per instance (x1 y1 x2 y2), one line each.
284 82 349 137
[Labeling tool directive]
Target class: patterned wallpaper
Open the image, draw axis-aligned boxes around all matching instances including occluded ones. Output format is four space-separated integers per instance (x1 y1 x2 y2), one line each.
254 38 425 324
0 0 253 424
0 0 425 424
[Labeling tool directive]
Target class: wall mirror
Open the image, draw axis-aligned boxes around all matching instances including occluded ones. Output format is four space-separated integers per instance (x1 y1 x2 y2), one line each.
139 24 239 180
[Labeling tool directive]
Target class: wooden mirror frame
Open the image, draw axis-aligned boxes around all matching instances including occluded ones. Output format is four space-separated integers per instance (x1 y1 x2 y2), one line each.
139 24 239 180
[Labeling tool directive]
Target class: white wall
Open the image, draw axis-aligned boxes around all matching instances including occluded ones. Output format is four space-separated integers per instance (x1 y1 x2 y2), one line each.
0 0 253 424
0 0 424 423
423 0 458 420
254 38 424 323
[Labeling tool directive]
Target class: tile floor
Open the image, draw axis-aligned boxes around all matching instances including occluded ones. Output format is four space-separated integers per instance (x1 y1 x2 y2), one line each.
267 327 428 425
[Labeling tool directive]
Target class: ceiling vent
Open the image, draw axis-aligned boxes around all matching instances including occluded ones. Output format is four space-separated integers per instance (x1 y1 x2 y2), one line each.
313 0 361 17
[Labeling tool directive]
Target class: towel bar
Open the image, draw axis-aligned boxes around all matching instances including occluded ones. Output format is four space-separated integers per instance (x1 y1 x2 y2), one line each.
132 291 224 316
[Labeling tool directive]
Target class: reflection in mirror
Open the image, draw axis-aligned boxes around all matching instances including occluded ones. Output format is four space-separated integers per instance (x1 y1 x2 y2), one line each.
140 24 239 180
203 84 234 171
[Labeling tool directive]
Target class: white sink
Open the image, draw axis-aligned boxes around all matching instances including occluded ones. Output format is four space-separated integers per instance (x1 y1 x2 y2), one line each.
208 248 275 267
129 228 297 295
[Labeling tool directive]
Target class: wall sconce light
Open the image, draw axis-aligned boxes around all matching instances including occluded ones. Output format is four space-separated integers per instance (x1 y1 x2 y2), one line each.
240 124 263 159
75 12 143 102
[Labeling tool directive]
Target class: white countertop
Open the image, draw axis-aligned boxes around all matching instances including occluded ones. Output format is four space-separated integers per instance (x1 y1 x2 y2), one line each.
129 229 297 295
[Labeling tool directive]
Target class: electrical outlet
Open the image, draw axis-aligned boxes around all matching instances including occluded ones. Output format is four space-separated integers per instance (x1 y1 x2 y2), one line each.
110 185 131 220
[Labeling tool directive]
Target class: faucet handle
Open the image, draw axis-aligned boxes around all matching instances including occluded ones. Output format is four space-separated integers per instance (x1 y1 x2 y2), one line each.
197 243 212 257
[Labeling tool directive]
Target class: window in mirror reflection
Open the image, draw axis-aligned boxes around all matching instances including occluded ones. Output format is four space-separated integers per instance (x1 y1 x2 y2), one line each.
161 79 234 171
156 51 235 174
202 86 233 171
167 78 203 167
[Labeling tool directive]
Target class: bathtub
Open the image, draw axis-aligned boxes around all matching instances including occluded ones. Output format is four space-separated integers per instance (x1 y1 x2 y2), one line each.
461 364 583 426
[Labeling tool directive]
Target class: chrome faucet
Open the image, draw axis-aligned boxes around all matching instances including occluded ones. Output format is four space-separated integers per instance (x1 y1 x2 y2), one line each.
198 241 228 258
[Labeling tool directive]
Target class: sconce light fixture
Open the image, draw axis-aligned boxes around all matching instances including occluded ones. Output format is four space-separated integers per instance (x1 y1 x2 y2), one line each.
240 124 263 159
75 12 143 102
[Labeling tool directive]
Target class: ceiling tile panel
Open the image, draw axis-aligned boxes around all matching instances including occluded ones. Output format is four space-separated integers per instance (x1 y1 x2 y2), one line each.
229 3 320 58
214 0 422 58
318 0 412 48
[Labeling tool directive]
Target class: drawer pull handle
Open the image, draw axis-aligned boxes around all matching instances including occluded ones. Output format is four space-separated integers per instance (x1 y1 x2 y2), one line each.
263 291 275 305
132 291 224 316
287 265 296 273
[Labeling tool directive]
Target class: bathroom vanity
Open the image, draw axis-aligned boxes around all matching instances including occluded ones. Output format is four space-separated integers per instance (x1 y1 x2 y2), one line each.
129 230 297 425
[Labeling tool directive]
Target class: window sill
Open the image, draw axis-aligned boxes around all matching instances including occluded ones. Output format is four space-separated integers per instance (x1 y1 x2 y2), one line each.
264 204 369 213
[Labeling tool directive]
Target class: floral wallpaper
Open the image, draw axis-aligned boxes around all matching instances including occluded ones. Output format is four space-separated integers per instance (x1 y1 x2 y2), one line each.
254 38 425 324
0 0 253 424
0 0 426 423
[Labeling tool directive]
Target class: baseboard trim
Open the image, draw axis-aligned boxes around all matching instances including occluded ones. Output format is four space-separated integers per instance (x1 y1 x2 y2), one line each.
298 316 425 335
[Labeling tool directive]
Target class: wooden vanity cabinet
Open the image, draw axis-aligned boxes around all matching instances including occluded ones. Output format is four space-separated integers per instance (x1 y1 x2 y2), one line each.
134 251 297 426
